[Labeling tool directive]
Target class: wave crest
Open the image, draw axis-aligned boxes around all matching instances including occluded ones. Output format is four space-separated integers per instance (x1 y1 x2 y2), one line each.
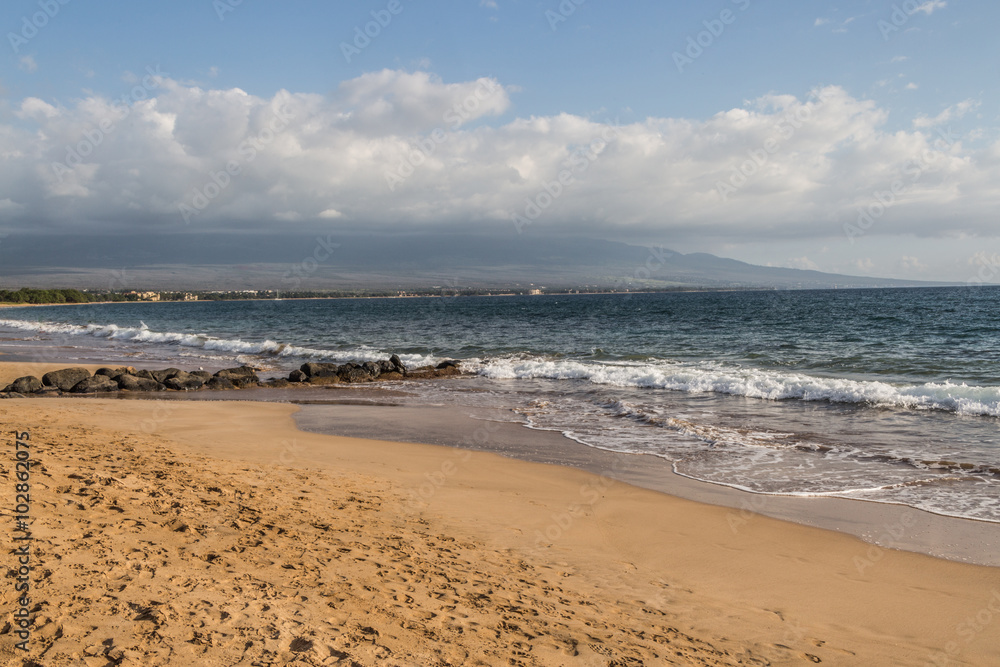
479 357 1000 417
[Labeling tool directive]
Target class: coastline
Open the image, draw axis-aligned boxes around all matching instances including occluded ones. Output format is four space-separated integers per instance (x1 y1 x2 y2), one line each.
4 361 1000 567
2 361 1000 664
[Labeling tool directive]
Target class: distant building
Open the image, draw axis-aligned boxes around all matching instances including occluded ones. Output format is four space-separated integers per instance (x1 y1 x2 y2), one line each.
528 289 542 295
128 291 160 301
182 293 198 301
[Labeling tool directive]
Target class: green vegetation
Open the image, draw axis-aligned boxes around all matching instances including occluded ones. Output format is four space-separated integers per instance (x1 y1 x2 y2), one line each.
0 288 109 304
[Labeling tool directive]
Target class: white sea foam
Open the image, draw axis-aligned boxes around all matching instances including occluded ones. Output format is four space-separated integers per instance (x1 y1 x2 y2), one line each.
4 316 999 416
479 357 1000 417
0 318 437 367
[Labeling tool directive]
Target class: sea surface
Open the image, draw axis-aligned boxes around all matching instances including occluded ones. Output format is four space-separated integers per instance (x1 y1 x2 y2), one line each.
2 287 999 522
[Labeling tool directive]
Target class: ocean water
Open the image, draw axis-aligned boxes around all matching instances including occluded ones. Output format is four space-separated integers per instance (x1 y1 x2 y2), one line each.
2 287 999 522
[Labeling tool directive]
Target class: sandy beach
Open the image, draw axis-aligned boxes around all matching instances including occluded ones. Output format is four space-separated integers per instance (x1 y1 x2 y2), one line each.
2 362 1000 666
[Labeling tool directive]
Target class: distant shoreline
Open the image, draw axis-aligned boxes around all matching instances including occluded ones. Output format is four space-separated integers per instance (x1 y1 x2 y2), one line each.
2 283 982 311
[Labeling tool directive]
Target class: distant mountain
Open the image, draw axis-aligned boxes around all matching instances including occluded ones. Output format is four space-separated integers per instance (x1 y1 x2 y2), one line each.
0 232 943 291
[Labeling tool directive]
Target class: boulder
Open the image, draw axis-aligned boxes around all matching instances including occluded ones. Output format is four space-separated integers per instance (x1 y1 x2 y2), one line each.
377 360 396 374
206 376 236 390
436 360 460 370
214 366 260 388
0 392 27 399
300 362 339 378
265 378 290 388
379 371 404 381
150 368 181 383
134 369 157 381
116 374 163 392
42 368 92 391
390 354 406 373
6 376 43 394
362 361 381 378
70 376 119 394
342 368 372 383
191 370 213 380
164 371 206 391
95 366 136 380
288 369 308 383
435 365 461 377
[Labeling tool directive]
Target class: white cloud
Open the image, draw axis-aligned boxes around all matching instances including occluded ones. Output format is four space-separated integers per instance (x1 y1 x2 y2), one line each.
830 16 857 33
913 99 979 128
814 18 829 26
899 255 926 271
905 82 919 90
16 97 59 119
18 56 37 73
891 55 909 63
480 0 498 8
1 71 999 246
914 1 947 15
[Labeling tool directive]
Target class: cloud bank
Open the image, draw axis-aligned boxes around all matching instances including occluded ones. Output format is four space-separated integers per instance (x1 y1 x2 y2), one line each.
2 69 998 243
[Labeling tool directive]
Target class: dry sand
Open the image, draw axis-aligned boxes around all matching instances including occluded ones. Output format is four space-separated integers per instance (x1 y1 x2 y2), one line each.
1 363 999 665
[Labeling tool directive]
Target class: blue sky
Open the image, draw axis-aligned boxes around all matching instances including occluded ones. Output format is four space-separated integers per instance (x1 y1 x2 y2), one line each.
2 0 999 281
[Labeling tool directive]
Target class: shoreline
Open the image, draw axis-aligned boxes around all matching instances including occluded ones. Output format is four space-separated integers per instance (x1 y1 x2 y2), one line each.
2 391 999 664
293 400 1000 567
3 360 1000 568
0 284 976 312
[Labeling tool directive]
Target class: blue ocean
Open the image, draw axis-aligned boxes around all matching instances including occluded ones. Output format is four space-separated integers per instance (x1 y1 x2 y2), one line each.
2 287 999 522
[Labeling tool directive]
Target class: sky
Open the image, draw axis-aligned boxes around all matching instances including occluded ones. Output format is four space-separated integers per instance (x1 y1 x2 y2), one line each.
1 0 999 282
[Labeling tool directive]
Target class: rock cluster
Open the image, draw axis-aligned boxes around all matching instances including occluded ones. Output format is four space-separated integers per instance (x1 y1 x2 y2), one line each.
0 357 463 398
0 365 263 397
288 355 464 385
